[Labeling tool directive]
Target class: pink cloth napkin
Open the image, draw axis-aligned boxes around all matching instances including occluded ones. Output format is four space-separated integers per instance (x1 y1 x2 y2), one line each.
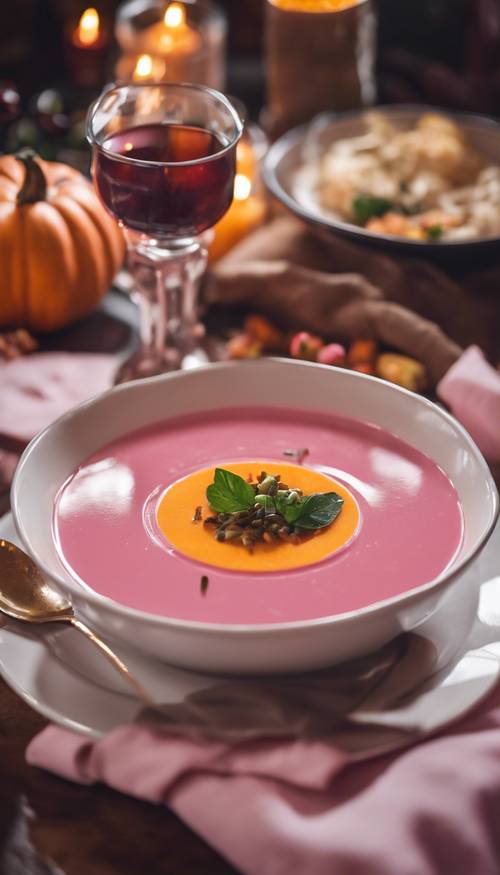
0 352 115 450
438 346 500 463
27 684 500 875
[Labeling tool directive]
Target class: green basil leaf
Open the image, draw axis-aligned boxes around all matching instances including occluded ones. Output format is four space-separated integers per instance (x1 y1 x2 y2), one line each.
206 468 255 513
274 494 307 525
254 494 276 512
352 194 395 225
426 223 443 240
294 492 344 530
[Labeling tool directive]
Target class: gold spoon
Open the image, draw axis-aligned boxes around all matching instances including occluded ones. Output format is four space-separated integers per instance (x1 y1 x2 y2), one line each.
0 539 152 704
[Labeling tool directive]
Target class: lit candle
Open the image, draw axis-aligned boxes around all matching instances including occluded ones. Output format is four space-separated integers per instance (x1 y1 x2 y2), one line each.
137 3 201 56
134 53 154 79
74 7 100 45
265 0 376 138
209 142 268 262
66 7 110 89
114 0 227 88
115 52 168 83
234 173 253 202
270 0 360 9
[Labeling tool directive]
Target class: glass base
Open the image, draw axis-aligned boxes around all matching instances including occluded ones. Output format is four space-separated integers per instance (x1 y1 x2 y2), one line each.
114 334 211 385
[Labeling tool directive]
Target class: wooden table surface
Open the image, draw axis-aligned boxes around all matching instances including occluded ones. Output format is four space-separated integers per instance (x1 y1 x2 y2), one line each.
0 292 239 875
0 679 239 875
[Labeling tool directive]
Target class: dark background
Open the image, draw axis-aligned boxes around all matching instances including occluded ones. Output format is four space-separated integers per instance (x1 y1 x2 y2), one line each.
2 0 500 118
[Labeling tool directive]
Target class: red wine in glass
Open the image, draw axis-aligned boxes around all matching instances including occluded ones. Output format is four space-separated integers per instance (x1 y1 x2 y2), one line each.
94 122 236 237
87 82 242 382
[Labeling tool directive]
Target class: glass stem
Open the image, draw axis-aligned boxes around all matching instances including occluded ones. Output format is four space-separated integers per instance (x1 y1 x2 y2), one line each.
119 232 208 381
164 241 208 353
137 260 167 363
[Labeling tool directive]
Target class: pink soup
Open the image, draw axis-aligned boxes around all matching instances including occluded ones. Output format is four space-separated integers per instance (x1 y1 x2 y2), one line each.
53 407 463 625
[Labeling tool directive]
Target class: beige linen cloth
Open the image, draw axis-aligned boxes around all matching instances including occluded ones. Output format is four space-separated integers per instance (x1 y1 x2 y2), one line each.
205 217 500 386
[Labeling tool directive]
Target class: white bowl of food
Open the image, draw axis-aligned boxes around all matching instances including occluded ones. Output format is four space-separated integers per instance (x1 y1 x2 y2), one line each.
11 358 498 674
264 105 500 258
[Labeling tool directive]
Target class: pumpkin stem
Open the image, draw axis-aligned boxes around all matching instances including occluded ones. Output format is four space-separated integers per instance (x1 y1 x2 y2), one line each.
16 149 47 205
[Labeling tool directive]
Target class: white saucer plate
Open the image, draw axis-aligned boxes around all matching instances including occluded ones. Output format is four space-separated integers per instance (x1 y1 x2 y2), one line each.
1 512 500 740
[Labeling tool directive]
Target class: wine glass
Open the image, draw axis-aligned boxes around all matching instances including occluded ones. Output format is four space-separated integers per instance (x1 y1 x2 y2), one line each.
87 82 242 381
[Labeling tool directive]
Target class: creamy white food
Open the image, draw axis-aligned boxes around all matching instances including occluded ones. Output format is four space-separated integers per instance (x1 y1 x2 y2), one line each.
315 112 500 241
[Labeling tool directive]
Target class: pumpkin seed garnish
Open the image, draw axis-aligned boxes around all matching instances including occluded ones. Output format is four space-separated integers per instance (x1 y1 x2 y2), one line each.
200 467 343 552
283 448 309 465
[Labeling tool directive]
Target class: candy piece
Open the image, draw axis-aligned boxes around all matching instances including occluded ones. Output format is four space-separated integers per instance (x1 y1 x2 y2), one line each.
317 343 346 366
352 362 375 376
244 314 283 349
227 333 263 360
376 353 427 392
0 329 38 360
347 339 378 366
290 331 323 361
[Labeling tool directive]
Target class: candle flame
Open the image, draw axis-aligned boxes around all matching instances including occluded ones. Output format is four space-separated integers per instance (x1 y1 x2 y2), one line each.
234 174 252 201
78 7 100 45
134 54 154 79
164 2 185 27
271 0 360 9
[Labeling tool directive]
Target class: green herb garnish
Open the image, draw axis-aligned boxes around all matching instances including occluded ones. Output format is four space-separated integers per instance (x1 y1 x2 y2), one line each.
292 492 344 530
351 194 395 225
274 492 307 525
254 494 276 512
426 224 443 240
203 468 344 551
206 467 255 513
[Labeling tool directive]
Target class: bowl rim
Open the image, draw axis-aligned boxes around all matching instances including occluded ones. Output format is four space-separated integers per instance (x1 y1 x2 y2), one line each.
263 103 500 251
11 358 500 634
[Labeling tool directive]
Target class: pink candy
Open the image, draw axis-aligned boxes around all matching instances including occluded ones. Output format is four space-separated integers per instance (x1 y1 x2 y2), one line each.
290 333 346 366
289 332 323 361
317 343 346 366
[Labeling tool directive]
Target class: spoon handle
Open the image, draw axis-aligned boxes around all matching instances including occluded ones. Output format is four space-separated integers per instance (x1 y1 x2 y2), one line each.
70 617 153 705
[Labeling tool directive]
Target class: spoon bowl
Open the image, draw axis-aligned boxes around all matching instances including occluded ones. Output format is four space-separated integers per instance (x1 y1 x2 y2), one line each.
0 538 73 622
0 539 152 703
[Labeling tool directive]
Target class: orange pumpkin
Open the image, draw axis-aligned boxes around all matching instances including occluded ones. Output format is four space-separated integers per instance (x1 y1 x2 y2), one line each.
0 149 125 332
